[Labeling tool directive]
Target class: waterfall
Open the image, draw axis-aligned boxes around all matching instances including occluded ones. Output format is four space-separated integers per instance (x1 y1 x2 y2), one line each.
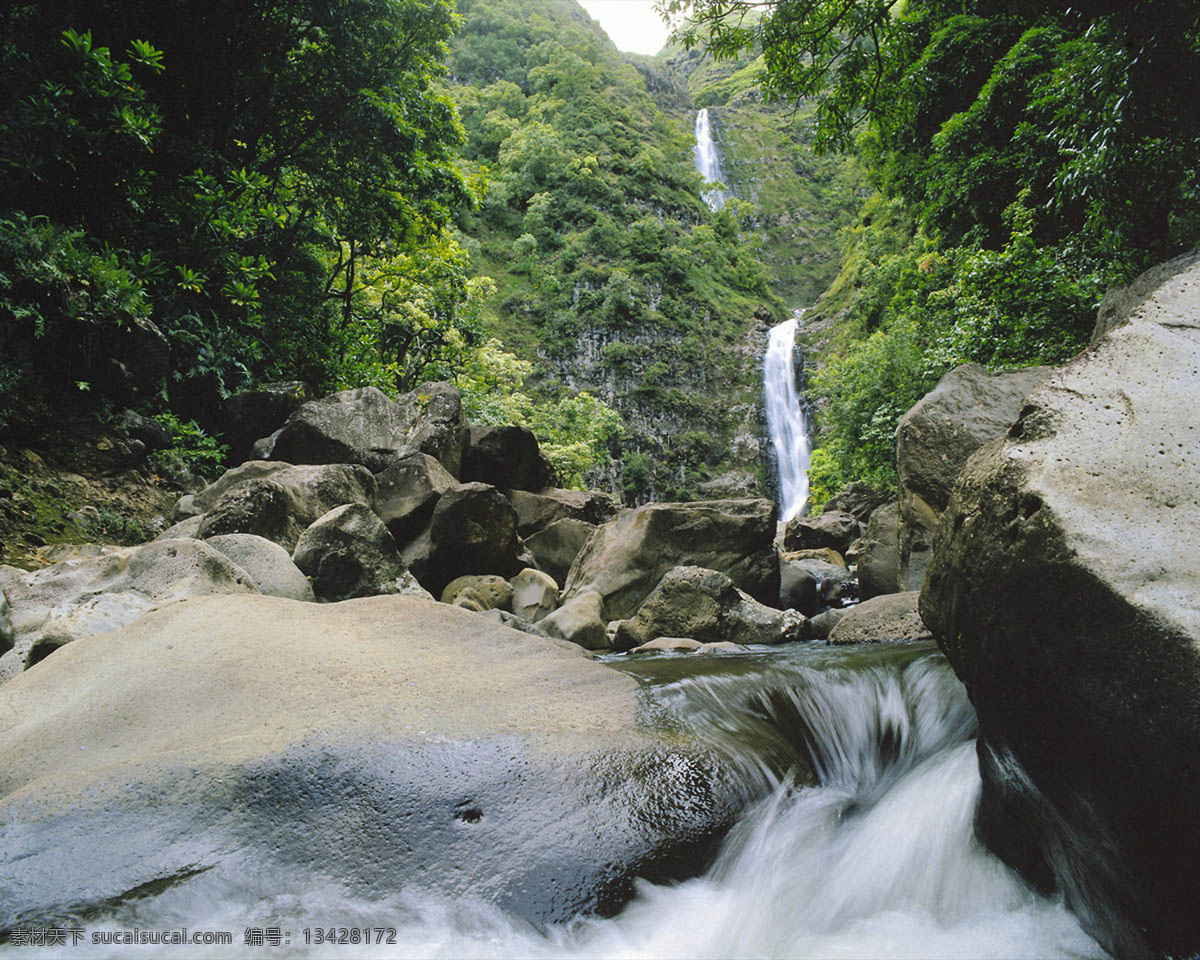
764 311 812 521
693 108 728 211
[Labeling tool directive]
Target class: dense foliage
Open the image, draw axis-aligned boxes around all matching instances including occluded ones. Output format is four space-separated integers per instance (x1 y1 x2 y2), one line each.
674 0 1200 503
446 0 792 501
0 0 476 429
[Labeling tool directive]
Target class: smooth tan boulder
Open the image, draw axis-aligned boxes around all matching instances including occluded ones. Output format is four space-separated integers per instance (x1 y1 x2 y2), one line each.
827 592 930 645
0 595 743 930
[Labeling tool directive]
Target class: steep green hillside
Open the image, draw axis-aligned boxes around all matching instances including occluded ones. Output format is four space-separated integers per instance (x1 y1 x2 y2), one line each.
447 0 865 502
449 0 785 503
659 43 866 307
677 0 1200 509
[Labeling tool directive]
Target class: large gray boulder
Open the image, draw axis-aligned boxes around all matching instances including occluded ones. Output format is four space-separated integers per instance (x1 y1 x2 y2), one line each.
462 425 555 492
782 510 860 554
259 382 467 475
0 595 743 928
204 533 314 602
895 363 1051 591
403 482 522 597
562 499 779 621
509 488 621 537
375 453 456 544
856 502 901 601
292 503 409 603
195 462 376 551
827 591 930 645
0 540 258 682
920 251 1200 958
614 566 804 652
536 589 608 651
524 517 597 585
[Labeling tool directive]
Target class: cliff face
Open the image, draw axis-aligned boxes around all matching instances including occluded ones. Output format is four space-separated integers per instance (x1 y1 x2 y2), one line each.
449 0 859 504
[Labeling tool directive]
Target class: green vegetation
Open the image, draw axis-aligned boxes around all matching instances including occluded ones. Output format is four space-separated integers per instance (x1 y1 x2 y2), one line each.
677 0 1200 504
658 34 866 306
446 0 791 501
0 0 475 428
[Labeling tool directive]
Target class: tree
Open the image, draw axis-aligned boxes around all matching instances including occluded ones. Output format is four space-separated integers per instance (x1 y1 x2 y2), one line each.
0 0 474 420
667 0 1200 260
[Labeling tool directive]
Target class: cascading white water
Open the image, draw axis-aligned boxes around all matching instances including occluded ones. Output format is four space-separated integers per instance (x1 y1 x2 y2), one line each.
49 648 1105 960
693 108 728 211
764 311 812 521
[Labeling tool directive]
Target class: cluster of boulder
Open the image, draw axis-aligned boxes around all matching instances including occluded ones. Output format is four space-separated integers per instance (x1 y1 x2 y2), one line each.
1 381 862 682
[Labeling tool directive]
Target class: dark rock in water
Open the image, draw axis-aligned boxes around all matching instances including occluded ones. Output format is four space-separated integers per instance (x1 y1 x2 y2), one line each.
562 498 779 621
462 425 555 492
921 251 1200 958
196 462 376 551
613 566 804 652
783 510 860 554
779 554 853 616
292 503 408 602
219 381 308 465
820 483 890 523
375 453 456 544
856 502 901 601
828 592 929 645
524 517 597 585
804 607 845 642
403 482 522 597
0 596 744 929
509 488 621 537
896 363 1051 592
257 382 467 475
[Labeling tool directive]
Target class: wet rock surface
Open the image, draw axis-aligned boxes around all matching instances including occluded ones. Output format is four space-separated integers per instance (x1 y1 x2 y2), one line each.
921 251 1200 958
0 595 743 927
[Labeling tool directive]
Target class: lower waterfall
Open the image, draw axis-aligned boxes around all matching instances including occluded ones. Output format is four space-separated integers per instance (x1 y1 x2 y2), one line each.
764 311 812 522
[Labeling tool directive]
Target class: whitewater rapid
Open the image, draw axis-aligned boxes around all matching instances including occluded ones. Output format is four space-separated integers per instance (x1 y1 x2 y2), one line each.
42 647 1105 960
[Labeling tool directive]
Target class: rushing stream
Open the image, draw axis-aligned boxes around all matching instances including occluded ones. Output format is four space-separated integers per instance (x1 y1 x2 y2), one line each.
763 312 812 522
41 645 1104 959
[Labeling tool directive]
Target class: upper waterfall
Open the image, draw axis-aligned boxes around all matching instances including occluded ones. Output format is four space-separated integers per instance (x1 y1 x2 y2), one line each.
764 311 812 521
693 108 728 211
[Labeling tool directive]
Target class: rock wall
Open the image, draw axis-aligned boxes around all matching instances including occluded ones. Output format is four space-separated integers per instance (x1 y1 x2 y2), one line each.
920 250 1200 958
